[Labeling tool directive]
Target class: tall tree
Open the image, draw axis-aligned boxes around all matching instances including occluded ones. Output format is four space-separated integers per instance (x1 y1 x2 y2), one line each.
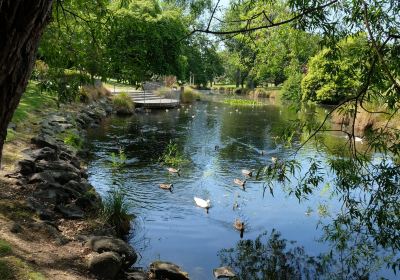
0 1 53 166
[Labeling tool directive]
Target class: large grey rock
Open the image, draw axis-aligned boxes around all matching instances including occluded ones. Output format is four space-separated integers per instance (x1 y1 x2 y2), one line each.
149 261 189 280
31 147 58 161
18 159 36 175
87 236 137 267
31 134 59 150
29 172 56 184
29 170 80 185
36 160 80 174
55 203 84 219
88 252 122 280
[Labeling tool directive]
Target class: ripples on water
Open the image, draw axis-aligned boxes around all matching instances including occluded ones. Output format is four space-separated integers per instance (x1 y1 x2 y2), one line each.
87 96 396 279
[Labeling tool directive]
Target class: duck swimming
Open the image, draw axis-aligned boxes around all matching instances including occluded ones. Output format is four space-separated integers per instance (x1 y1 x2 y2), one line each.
194 197 211 213
234 178 246 188
159 183 173 191
234 218 245 238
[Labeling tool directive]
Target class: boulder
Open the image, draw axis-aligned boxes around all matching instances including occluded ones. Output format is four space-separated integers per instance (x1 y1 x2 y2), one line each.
31 134 59 150
31 147 58 161
18 159 36 175
50 170 81 184
88 252 122 280
87 236 137 267
36 160 80 174
29 172 56 184
10 222 23 234
149 261 189 280
55 203 84 219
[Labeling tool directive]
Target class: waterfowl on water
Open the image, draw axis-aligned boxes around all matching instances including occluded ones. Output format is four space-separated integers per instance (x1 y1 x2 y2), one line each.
167 167 180 174
241 169 252 177
232 201 239 210
234 219 245 238
194 197 211 213
271 157 278 163
234 178 246 188
159 183 173 191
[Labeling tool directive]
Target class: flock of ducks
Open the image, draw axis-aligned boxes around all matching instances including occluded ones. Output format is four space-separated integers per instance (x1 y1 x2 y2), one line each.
159 166 253 238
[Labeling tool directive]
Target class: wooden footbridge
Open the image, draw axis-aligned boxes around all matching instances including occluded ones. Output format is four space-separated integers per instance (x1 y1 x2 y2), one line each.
110 88 180 109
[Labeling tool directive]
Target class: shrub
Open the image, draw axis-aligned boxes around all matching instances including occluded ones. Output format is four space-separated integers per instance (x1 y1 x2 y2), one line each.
301 35 368 104
112 92 134 114
281 72 303 101
101 189 133 236
180 87 200 103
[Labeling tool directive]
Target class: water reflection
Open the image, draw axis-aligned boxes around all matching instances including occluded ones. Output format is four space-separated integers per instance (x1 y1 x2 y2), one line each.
86 96 398 279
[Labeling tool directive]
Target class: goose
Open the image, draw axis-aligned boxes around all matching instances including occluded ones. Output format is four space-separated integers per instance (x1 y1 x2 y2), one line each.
234 219 245 238
159 183 173 191
241 169 252 177
194 197 211 213
167 167 180 174
234 178 246 188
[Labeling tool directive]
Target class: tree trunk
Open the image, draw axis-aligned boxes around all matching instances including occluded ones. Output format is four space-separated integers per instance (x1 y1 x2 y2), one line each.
0 0 53 166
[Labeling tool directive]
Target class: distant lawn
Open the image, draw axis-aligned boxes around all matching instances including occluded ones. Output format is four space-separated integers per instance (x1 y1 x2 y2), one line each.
11 81 57 124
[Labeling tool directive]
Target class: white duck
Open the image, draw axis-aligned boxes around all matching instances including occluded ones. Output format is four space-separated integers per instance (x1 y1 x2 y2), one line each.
241 169 252 177
194 197 211 213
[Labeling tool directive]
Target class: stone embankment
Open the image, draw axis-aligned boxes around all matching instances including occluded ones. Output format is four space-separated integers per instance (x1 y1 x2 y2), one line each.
8 97 191 280
7 98 146 279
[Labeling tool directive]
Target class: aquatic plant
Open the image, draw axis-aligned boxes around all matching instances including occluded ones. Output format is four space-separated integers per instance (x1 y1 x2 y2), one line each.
159 141 189 167
110 148 127 169
223 99 264 106
101 189 133 236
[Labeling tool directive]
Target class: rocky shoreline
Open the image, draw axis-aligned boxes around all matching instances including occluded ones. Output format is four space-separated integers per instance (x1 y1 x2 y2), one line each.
5 97 191 280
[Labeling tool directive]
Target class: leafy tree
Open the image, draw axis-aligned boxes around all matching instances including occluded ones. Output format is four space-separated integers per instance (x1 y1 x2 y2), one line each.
301 35 370 104
106 0 187 84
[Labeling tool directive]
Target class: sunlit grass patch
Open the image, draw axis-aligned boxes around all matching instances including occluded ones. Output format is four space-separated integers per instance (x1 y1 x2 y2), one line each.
112 92 134 114
12 81 57 125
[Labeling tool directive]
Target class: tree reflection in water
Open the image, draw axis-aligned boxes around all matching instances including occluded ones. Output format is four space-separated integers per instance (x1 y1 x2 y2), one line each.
218 227 399 280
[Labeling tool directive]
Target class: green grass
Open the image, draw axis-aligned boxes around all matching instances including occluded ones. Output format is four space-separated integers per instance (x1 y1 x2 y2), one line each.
63 130 83 150
5 129 16 142
12 81 57 124
0 240 12 257
0 256 46 280
101 189 133 236
223 98 265 106
112 92 134 113
180 87 200 103
0 260 14 280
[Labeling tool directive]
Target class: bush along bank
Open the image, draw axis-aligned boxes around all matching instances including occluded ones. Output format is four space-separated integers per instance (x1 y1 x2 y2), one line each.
5 97 148 280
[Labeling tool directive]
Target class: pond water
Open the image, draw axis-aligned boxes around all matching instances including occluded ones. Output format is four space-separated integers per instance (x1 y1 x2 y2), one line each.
87 94 396 279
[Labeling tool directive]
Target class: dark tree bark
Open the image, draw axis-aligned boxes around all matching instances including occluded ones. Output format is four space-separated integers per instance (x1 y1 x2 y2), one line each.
0 0 53 166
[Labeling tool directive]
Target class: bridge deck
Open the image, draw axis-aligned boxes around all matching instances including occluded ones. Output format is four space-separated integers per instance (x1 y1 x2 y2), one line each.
110 89 180 109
